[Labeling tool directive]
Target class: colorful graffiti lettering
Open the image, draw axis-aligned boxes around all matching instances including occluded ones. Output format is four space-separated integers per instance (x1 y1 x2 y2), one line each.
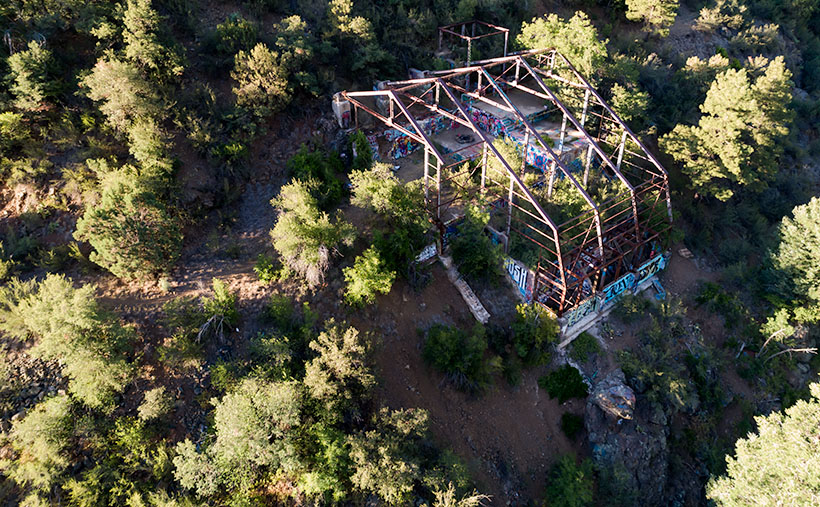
601 272 636 303
564 295 599 327
637 254 667 284
504 257 533 301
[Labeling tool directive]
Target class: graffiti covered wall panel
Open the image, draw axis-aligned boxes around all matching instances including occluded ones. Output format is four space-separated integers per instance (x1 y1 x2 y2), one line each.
504 257 534 302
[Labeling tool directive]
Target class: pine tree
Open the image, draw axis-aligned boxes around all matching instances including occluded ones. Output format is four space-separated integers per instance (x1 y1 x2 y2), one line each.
625 0 679 37
660 56 793 200
707 383 820 505
269 180 355 287
7 41 56 111
516 12 607 78
774 197 820 303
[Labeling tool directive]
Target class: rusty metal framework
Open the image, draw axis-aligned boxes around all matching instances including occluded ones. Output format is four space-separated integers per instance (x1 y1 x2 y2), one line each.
340 47 672 317
438 20 510 65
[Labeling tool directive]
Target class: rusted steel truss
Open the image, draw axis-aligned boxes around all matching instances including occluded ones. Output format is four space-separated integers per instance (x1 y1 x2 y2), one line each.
340 47 672 317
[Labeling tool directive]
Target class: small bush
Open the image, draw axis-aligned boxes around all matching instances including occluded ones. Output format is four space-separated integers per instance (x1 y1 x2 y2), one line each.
253 253 278 284
560 413 584 439
450 205 502 282
203 278 239 326
570 332 601 363
343 246 395 306
422 323 497 394
138 387 174 422
612 294 651 324
539 365 588 403
510 304 558 365
265 294 296 331
545 455 595 507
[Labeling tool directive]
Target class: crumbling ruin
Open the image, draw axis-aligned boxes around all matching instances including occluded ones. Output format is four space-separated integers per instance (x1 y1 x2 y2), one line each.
334 27 673 336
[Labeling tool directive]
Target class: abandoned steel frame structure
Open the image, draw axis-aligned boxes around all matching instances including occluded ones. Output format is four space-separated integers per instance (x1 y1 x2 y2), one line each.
437 20 510 64
340 48 673 317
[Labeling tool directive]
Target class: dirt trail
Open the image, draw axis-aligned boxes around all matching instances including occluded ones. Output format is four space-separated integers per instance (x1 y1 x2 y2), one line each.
361 266 579 505
96 182 279 318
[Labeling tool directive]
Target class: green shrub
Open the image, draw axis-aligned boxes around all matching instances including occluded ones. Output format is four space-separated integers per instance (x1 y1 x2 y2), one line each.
560 413 584 439
304 321 375 422
422 323 497 394
7 41 57 111
172 378 302 497
0 275 135 410
570 332 601 363
203 278 239 326
287 145 345 209
544 455 595 507
5 395 74 491
74 170 182 280
502 354 523 387
215 14 257 57
510 304 558 365
450 205 502 282
539 365 588 403
270 180 355 287
612 293 651 323
138 386 174 421
253 253 278 284
266 293 297 331
231 43 290 117
343 246 396 306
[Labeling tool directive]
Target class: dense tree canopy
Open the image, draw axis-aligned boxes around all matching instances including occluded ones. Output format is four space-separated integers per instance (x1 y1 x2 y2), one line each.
0 275 135 410
774 197 820 303
7 41 57 111
516 12 607 78
707 383 820 505
74 170 182 279
660 56 794 200
625 0 679 37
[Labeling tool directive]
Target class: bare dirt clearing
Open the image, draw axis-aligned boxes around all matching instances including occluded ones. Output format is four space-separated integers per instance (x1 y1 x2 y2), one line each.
361 266 580 505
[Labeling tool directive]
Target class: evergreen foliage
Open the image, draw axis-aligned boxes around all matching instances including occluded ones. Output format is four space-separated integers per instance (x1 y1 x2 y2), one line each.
423 323 496 394
2 395 74 491
450 205 501 282
304 320 375 422
343 246 396 306
270 179 355 287
539 366 588 404
74 170 182 279
7 41 57 111
0 275 135 410
661 57 794 200
707 382 820 505
516 12 607 77
625 0 679 37
774 197 820 303
544 455 595 507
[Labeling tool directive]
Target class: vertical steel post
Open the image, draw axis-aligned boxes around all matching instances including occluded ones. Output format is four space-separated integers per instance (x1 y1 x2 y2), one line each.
505 176 514 253
521 130 530 177
503 31 508 57
481 143 488 193
436 156 442 219
423 146 430 201
580 89 590 128
583 144 593 187
616 130 627 170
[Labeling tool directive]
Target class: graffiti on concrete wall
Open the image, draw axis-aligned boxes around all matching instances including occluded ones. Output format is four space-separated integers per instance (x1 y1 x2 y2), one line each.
601 272 636 304
564 295 599 328
504 257 533 301
637 254 666 284
560 253 670 332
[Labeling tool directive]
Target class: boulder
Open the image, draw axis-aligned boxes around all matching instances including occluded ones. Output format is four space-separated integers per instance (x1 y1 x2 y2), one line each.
585 369 669 506
590 369 636 420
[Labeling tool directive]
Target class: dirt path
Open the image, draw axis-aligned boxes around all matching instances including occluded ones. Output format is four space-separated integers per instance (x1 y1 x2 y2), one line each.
361 266 579 505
